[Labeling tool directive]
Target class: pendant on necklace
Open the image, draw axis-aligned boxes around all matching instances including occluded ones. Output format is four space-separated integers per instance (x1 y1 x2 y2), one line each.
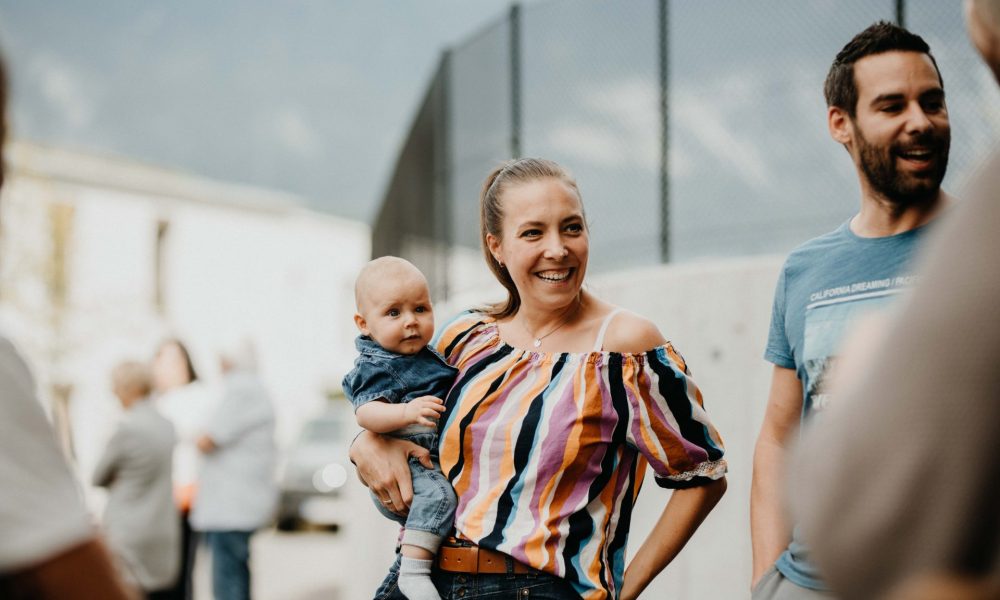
533 339 542 348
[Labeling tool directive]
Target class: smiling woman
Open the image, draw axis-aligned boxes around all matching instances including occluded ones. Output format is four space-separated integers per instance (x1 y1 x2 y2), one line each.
352 158 727 600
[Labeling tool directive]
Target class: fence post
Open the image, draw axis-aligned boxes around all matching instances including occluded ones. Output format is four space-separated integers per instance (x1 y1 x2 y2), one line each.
436 51 453 301
658 0 670 263
510 3 522 159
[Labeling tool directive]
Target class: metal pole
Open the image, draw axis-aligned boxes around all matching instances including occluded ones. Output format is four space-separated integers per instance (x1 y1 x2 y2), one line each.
658 0 670 263
510 3 522 158
437 51 453 301
895 0 905 28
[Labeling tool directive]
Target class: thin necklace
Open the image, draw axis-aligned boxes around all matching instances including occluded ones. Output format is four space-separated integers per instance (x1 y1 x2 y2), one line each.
523 300 581 348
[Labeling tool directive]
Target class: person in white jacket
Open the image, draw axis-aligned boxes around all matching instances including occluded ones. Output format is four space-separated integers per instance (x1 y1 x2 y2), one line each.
191 340 277 600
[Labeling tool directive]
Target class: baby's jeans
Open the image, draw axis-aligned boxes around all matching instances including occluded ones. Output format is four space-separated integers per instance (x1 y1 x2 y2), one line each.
370 432 456 554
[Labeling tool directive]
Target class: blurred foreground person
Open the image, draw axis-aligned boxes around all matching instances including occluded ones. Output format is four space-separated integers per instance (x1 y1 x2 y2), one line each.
93 361 179 598
751 21 952 599
791 2 1000 599
0 52 133 599
152 338 208 600
191 340 277 600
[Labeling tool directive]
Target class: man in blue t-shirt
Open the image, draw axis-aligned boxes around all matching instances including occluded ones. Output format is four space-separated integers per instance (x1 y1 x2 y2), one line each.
750 22 955 599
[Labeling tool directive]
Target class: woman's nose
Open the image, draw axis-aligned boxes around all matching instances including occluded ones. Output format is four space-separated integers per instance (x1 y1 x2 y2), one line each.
543 237 568 259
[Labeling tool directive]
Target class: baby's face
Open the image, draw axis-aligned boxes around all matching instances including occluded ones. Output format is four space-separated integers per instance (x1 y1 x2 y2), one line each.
356 273 435 355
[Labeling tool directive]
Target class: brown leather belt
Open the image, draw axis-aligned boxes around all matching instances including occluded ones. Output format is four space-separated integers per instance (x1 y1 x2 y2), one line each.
437 540 534 574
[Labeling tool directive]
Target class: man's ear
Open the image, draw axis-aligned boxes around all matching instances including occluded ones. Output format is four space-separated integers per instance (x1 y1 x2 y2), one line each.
354 313 369 336
828 106 853 146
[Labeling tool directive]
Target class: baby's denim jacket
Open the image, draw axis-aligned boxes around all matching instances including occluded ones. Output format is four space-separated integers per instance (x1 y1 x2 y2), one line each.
342 336 457 449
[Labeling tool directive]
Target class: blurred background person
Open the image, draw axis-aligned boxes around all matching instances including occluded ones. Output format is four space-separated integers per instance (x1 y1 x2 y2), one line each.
92 361 179 599
191 339 277 600
152 338 210 600
0 49 133 600
791 1 1000 598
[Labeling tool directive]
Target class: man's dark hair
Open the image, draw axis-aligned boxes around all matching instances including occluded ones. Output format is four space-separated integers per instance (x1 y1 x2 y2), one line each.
824 21 942 117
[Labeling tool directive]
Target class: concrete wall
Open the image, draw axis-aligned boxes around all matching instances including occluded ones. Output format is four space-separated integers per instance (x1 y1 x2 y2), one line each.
590 256 784 599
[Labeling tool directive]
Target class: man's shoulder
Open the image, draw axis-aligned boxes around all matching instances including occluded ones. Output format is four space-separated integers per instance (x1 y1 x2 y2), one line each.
785 223 851 262
778 222 853 279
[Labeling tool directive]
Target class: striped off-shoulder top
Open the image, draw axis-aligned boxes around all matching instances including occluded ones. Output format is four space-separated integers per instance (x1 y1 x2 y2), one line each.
432 310 727 600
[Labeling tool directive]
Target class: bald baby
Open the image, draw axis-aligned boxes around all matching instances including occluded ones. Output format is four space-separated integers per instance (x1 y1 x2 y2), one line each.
353 256 436 355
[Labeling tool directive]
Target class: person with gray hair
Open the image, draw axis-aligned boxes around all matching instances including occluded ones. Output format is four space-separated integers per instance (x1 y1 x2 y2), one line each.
791 2 1000 598
93 361 179 598
191 339 277 600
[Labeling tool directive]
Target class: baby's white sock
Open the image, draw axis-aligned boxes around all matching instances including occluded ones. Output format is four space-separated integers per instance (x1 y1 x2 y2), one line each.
397 557 439 600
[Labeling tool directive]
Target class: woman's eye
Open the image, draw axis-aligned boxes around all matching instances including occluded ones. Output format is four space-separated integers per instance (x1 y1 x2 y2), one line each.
521 229 542 238
565 223 583 233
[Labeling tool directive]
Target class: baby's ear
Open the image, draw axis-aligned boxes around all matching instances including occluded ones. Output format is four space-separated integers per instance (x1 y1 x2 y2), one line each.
353 313 369 336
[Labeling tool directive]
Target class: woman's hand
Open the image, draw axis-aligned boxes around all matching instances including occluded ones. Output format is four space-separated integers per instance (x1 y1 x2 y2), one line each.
349 430 434 516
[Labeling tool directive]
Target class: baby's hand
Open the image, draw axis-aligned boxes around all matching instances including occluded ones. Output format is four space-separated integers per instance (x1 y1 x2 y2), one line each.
404 396 446 428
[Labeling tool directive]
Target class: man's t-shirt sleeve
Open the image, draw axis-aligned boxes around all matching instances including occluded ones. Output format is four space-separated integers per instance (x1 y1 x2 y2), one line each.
764 266 796 369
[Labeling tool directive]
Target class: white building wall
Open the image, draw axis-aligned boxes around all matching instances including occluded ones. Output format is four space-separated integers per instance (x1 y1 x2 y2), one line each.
0 142 369 503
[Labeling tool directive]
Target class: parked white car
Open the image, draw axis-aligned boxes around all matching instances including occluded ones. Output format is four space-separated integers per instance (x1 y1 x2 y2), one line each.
276 411 351 531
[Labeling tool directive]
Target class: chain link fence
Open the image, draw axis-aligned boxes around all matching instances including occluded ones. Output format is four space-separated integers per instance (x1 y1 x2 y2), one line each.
374 0 1000 300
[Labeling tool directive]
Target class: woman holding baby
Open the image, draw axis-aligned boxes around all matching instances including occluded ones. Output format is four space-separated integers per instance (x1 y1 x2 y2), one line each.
352 158 727 600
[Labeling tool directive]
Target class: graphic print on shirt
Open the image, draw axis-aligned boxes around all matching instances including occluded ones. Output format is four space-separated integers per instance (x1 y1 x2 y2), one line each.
802 276 914 415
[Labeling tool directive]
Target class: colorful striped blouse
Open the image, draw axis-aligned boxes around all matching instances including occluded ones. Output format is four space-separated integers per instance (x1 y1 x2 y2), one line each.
432 311 726 600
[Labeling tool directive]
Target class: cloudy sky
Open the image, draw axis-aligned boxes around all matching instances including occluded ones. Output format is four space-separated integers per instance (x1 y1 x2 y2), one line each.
0 1 521 222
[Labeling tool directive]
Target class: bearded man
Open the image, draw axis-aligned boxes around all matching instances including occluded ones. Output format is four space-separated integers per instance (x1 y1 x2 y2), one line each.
750 21 952 600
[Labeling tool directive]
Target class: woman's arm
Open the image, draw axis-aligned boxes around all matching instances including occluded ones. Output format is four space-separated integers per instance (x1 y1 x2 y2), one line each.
349 429 435 515
91 428 126 487
620 477 727 600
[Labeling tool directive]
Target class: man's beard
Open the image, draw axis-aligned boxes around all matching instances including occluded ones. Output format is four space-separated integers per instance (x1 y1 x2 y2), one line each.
854 123 950 209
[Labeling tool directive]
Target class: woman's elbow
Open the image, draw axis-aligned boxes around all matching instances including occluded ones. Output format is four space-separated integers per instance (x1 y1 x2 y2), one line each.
705 476 727 506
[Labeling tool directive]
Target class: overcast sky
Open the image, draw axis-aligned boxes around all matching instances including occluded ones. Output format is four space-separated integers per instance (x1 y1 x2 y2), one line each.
0 1 520 222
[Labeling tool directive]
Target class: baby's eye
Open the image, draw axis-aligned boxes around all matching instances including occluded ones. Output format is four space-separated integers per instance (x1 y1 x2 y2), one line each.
387 308 400 317
415 306 428 313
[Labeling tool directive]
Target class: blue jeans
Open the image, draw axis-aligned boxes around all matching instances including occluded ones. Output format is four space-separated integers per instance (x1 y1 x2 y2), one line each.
372 448 456 553
205 530 253 600
373 553 582 600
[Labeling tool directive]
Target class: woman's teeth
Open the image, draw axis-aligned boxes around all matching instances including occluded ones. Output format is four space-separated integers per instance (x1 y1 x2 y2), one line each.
536 269 571 282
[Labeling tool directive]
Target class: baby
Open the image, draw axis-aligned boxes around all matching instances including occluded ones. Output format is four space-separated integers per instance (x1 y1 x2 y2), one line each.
343 256 457 600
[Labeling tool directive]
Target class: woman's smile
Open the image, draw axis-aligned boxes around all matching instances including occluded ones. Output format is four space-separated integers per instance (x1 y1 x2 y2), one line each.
534 267 575 283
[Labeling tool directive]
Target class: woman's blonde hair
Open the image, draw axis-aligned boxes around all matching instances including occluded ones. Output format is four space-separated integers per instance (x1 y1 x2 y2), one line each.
479 158 583 318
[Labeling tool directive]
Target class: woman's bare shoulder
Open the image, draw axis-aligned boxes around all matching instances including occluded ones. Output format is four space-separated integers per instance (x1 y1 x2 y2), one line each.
601 309 667 353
